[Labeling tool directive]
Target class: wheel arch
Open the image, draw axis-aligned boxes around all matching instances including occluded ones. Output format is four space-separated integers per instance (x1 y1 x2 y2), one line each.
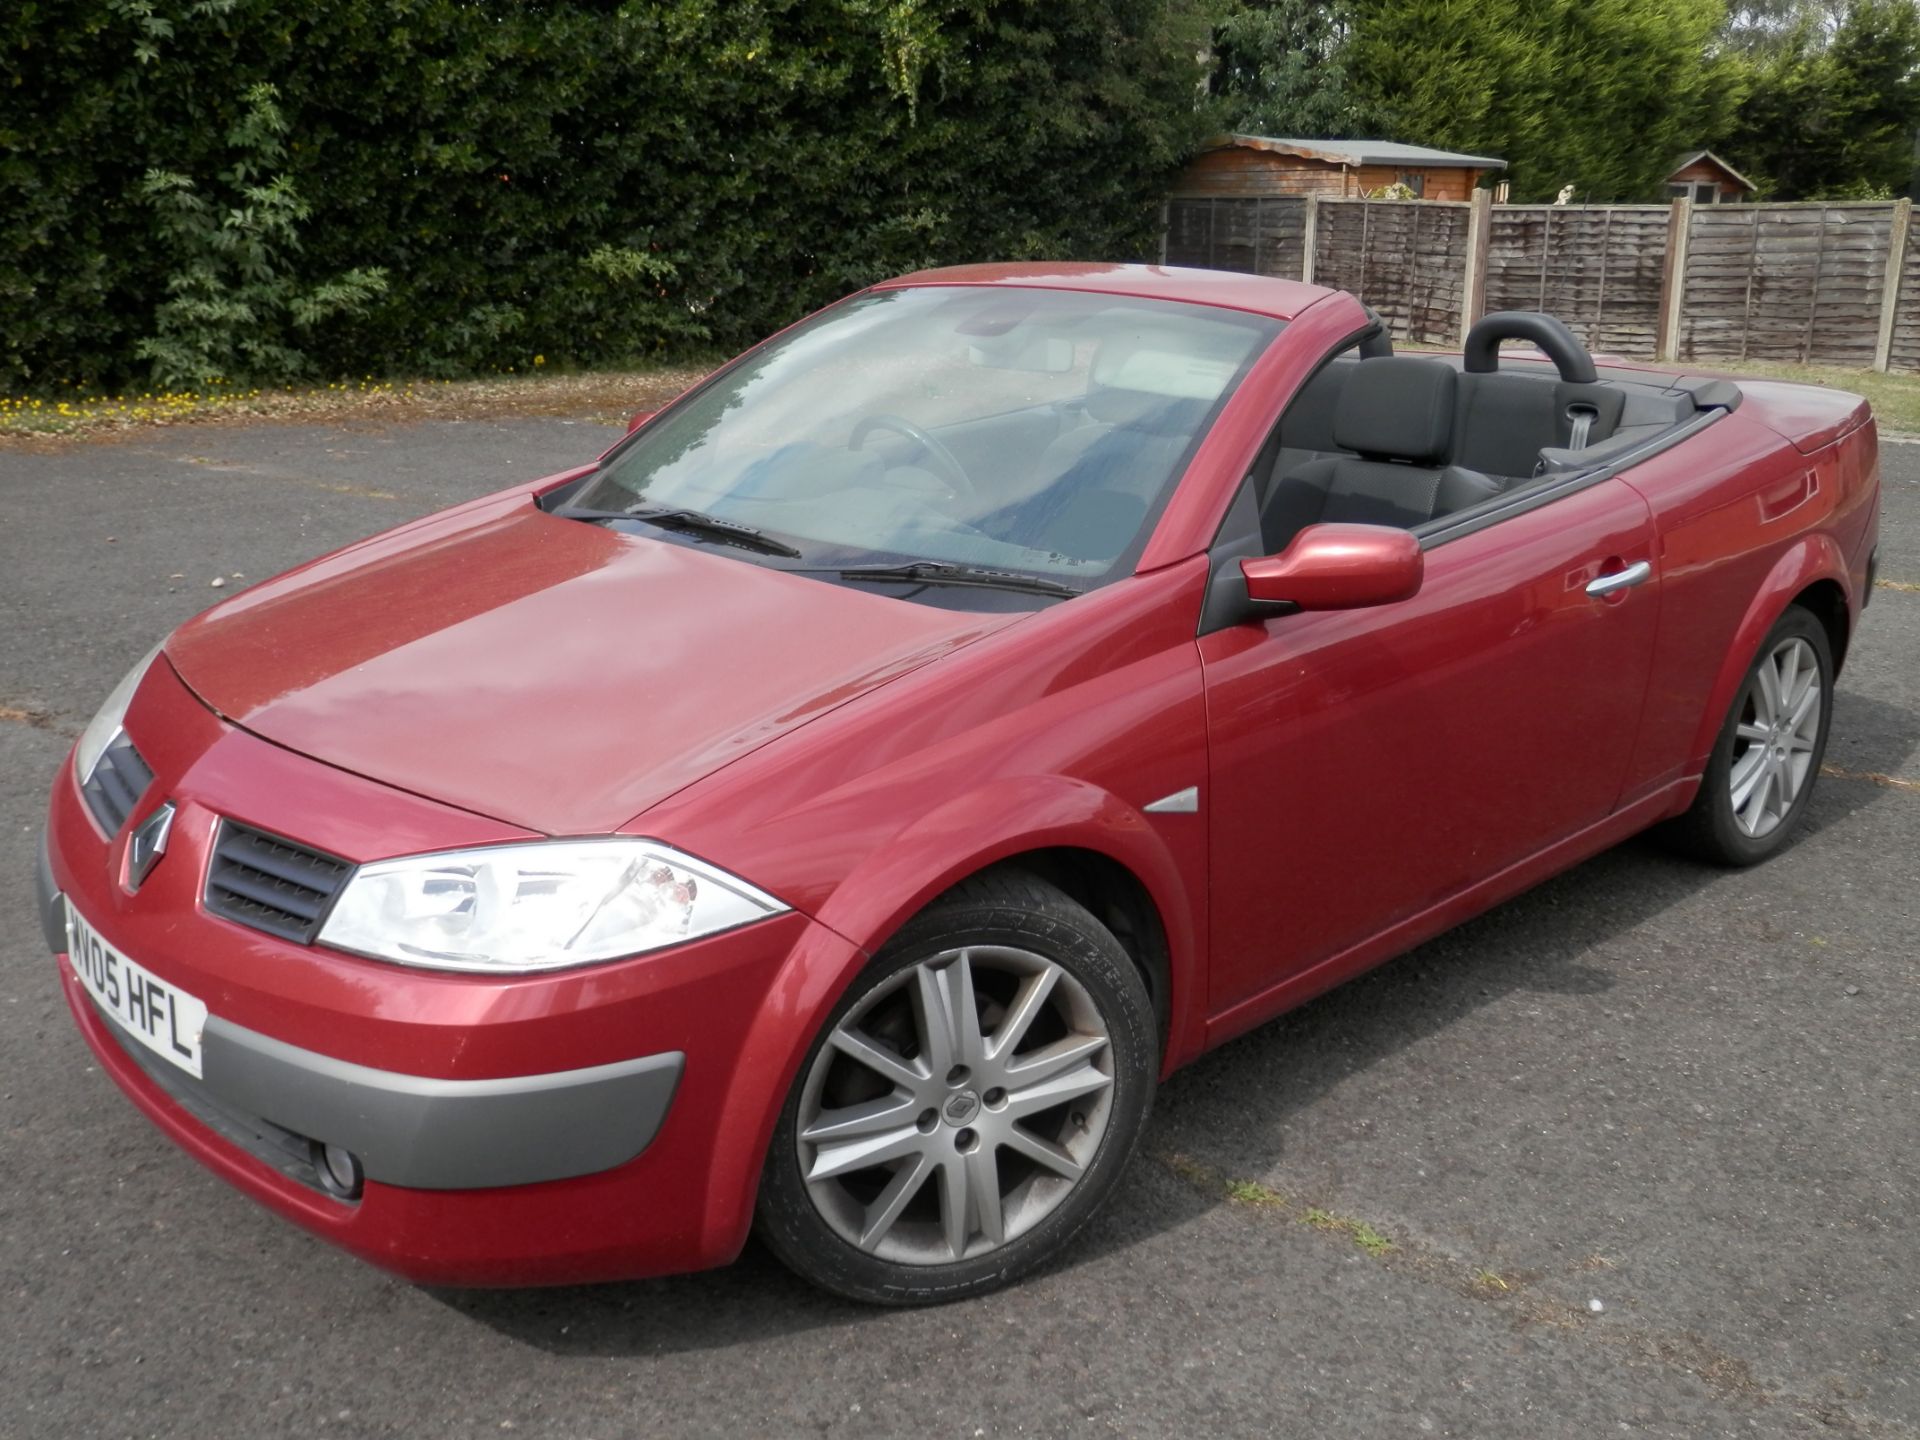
1684 536 1854 777
970 846 1174 1051
1789 576 1851 674
806 774 1202 1071
695 774 1204 1263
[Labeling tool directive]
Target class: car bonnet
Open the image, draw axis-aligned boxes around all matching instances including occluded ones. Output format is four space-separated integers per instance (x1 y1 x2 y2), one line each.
164 498 1020 835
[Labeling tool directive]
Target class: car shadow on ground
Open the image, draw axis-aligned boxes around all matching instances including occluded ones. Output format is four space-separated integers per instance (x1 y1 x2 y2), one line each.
436 690 1917 1357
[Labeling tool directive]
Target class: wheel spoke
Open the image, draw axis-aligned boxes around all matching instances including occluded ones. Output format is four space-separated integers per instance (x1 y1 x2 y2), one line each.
829 1026 927 1090
1743 764 1779 835
801 1091 920 1143
1004 1043 1112 1117
1003 1031 1107 1085
965 1146 1005 1247
912 955 985 1075
947 951 987 1068
807 1121 926 1183
1735 721 1771 744
1787 680 1820 735
1003 1123 1085 1180
1774 646 1800 718
986 965 1060 1062
1768 759 1790 819
858 1151 934 1251
1730 746 1769 811
938 1154 970 1259
1754 657 1783 723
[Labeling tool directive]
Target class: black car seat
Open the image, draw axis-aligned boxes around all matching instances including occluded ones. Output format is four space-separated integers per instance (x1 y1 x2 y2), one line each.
1450 313 1626 480
1451 372 1627 479
1259 357 1502 551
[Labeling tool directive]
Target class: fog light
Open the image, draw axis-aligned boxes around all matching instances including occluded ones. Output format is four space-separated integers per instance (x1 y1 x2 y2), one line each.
311 1140 364 1200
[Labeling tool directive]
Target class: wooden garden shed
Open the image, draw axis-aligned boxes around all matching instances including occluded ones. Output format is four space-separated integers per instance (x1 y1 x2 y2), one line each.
1171 134 1507 203
1666 150 1756 205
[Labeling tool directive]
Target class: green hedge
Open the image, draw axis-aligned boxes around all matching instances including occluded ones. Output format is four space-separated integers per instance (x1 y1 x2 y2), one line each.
0 1 1211 392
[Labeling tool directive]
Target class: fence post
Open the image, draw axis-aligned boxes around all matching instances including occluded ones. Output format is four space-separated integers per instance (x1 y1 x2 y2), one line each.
1460 188 1493 345
1656 196 1692 363
1301 196 1319 285
1874 198 1912 372
1157 200 1169 266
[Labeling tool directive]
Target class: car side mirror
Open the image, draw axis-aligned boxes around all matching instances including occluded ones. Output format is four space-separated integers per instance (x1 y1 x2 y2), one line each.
626 410 657 434
1240 524 1424 611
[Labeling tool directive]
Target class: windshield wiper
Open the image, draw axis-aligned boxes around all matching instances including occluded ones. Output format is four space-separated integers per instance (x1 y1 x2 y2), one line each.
562 506 802 558
821 560 1085 599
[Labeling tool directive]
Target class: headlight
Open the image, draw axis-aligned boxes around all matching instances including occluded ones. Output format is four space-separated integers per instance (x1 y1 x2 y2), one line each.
315 839 788 973
74 642 165 784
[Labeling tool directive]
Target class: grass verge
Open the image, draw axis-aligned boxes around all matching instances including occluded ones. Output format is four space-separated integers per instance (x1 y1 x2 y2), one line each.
0 365 712 446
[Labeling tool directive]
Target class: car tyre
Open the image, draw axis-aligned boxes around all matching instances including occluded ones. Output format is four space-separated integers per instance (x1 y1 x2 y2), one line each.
1659 604 1834 866
756 870 1157 1305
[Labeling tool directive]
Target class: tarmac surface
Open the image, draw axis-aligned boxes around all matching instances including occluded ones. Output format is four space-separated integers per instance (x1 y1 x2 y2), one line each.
2 417 1915 1439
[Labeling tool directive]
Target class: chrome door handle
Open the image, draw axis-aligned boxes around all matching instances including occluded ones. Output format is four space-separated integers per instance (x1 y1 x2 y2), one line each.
1586 560 1652 597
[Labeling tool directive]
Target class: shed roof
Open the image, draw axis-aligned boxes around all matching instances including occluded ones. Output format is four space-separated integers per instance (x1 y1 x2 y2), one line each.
1205 134 1507 170
1669 149 1756 192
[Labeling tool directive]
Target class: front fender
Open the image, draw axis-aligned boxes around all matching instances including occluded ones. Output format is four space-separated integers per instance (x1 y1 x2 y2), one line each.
1684 533 1854 776
693 773 1204 1262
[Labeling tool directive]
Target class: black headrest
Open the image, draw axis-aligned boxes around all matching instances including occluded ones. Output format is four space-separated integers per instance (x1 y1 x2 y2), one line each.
1332 358 1456 464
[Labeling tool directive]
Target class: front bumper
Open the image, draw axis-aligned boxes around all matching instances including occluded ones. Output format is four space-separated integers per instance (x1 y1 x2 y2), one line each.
42 656 855 1286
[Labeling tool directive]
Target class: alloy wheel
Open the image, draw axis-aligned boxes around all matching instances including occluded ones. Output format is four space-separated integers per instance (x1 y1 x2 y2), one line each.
794 945 1115 1266
1729 635 1823 839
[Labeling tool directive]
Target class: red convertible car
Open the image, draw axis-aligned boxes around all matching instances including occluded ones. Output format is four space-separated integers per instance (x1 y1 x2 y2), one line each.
39 265 1880 1304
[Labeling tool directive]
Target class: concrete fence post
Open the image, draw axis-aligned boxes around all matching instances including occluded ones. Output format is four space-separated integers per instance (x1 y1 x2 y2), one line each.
1300 196 1319 285
1656 196 1692 363
1874 198 1912 373
1460 189 1493 344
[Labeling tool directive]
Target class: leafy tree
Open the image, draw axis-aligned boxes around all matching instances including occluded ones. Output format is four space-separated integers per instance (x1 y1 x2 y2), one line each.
1343 0 1741 202
1721 0 1920 198
1208 1 1377 137
1722 0 1850 52
0 0 1216 392
136 84 387 388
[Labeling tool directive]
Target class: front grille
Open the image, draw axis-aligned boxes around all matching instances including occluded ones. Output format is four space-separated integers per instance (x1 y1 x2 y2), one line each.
81 730 154 835
204 821 352 944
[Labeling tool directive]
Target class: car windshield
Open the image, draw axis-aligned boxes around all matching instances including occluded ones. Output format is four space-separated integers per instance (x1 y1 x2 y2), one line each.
569 285 1279 590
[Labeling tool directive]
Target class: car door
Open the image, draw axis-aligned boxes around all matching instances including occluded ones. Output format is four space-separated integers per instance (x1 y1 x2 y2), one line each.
1199 476 1660 1024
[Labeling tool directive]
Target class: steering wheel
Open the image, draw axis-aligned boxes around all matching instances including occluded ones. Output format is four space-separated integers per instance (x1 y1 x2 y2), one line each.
848 413 976 498
1462 311 1598 384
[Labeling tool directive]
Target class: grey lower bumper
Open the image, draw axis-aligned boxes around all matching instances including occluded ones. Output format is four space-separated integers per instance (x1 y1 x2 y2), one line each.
201 1020 684 1191
36 828 65 955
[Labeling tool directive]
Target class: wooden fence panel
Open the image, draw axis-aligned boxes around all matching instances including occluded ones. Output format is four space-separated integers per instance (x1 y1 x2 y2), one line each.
1889 219 1920 375
1680 203 1896 367
1162 196 1912 373
1163 197 1307 279
1486 205 1670 359
1312 199 1472 346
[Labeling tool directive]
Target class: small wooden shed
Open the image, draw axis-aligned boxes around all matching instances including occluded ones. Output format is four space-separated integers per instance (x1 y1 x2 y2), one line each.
1171 134 1507 203
1666 150 1755 204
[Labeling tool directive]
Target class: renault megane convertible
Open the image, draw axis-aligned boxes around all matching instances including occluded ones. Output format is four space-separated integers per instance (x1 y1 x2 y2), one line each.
38 264 1881 1304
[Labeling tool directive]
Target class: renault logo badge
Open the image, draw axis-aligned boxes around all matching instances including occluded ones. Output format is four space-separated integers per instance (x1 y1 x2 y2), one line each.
124 802 175 892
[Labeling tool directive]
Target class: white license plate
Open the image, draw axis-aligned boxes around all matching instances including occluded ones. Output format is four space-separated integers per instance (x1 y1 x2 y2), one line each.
66 903 209 1080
